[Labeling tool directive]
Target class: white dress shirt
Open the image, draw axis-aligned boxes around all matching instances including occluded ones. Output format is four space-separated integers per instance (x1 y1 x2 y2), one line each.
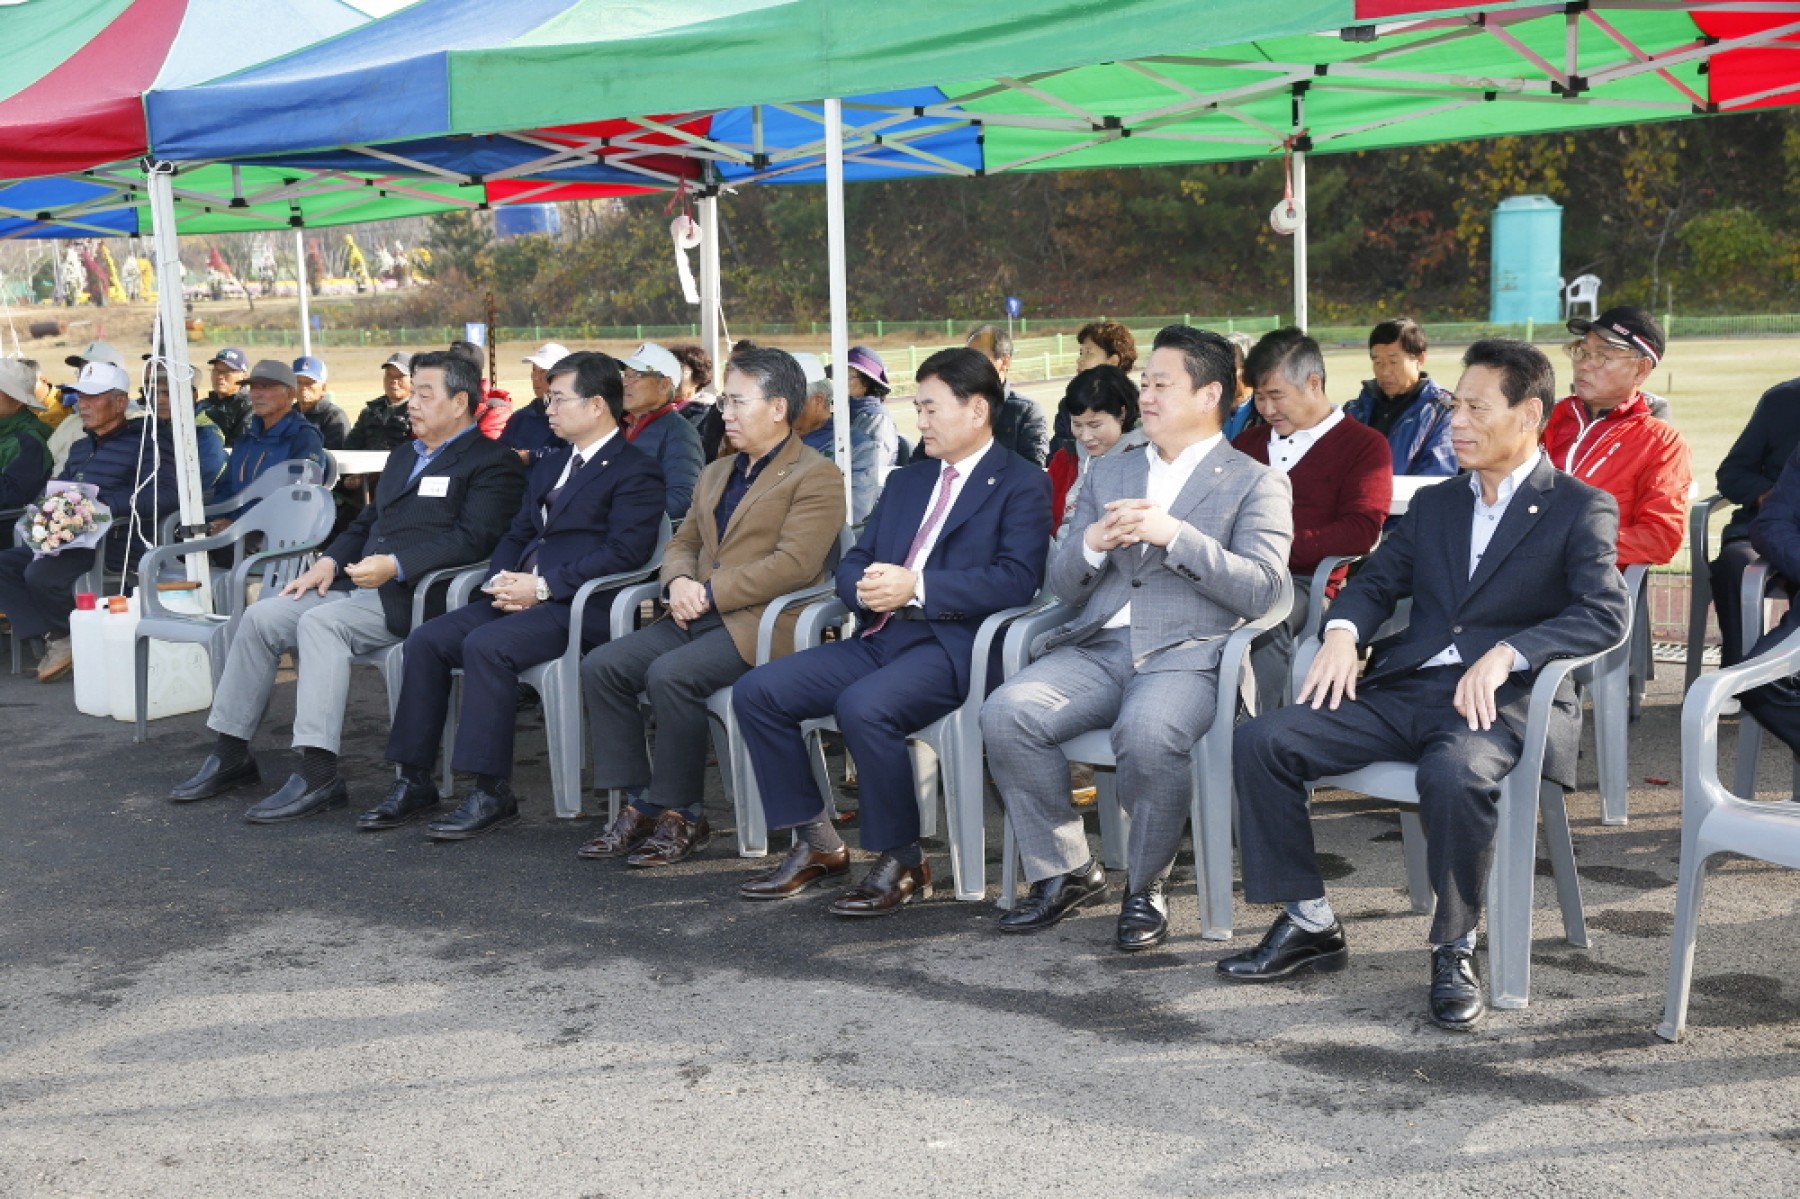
529 429 618 573
907 438 993 606
1268 406 1344 474
1082 432 1222 629
1326 450 1540 671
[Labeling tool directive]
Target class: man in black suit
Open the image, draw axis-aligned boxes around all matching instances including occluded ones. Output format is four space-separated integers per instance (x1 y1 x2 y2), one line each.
1219 339 1629 1030
169 350 526 823
366 353 665 840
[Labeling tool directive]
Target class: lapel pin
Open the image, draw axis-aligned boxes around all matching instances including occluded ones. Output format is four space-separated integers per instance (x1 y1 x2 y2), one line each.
1214 467 1223 473
987 476 996 486
1528 505 1539 514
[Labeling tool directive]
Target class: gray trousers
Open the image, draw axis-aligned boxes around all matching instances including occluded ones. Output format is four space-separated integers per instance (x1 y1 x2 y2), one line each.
206 587 398 754
980 629 1219 889
579 612 750 812
1249 571 1312 715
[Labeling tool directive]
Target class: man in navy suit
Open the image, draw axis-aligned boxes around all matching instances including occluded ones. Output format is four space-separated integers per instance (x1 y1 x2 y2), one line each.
368 353 666 840
1219 339 1629 1030
733 348 1051 916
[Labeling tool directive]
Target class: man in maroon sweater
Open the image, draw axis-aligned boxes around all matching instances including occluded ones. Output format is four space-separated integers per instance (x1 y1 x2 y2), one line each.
1235 327 1393 710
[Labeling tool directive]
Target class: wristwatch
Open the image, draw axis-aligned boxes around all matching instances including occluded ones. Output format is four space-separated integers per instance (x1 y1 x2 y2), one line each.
534 576 551 603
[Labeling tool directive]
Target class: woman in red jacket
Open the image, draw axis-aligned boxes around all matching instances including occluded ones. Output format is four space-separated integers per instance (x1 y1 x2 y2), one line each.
1047 366 1147 536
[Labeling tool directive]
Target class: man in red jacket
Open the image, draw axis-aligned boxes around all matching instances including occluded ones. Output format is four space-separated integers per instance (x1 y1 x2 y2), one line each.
1544 306 1691 567
1234 327 1393 710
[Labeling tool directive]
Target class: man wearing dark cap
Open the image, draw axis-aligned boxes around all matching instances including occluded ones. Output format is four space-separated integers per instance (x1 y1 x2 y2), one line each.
1545 306 1692 567
209 359 329 521
201 347 254 444
345 353 417 452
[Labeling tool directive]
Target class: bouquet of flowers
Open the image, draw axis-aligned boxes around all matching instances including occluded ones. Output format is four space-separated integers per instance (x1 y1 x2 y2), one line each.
15 481 112 559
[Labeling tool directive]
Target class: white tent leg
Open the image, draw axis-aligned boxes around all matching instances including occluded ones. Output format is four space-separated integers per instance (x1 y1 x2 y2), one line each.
824 98 852 513
295 228 312 357
145 162 211 609
1292 148 1308 332
699 192 721 391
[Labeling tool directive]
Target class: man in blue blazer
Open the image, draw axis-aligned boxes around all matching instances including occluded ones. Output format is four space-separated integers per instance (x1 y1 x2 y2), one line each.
733 348 1051 916
369 352 666 840
1220 339 1629 1031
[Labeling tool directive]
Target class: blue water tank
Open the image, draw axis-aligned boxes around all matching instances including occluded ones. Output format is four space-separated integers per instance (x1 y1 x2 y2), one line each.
1489 195 1562 324
494 204 563 240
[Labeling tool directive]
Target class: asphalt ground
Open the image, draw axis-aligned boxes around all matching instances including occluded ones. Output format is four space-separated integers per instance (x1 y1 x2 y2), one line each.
3 652 1800 1196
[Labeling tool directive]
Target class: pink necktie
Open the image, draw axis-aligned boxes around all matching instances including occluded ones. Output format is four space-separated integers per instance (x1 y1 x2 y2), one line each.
864 464 958 637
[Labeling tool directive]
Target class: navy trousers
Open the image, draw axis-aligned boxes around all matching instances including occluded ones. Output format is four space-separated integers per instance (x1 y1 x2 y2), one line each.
386 598 601 780
734 620 963 854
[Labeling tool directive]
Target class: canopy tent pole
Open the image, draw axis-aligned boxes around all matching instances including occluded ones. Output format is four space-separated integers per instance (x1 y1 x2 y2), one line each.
698 191 721 390
1291 84 1309 333
144 161 212 609
294 228 313 356
823 98 852 511
1292 147 1308 331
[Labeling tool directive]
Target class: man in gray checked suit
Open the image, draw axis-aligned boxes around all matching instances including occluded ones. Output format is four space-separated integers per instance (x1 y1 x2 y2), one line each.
981 325 1293 951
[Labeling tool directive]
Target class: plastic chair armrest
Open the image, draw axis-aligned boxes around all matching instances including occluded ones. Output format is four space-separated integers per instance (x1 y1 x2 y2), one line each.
757 584 838 662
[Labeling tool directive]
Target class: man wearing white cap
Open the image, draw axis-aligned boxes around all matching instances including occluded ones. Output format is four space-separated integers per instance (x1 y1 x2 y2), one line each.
63 340 127 372
620 341 704 520
789 353 883 524
0 360 177 681
500 342 571 463
0 359 52 508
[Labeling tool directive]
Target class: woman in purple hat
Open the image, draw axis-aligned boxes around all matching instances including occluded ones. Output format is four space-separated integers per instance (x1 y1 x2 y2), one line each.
844 345 899 475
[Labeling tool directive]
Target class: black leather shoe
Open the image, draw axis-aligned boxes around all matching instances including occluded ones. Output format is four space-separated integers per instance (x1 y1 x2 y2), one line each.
425 783 519 841
1429 945 1487 1030
244 774 348 824
1216 912 1349 982
170 754 260 803
356 776 441 831
998 859 1108 933
1115 879 1170 952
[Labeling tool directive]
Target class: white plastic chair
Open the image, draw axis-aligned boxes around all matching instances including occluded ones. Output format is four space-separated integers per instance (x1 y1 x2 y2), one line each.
1577 563 1647 825
1564 274 1601 319
993 573 1295 938
1287 614 1629 1010
1658 628 1800 1041
788 593 1047 901
436 517 671 818
131 484 337 743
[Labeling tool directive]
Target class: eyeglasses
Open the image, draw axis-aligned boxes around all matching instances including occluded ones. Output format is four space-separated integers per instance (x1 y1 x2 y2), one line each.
1565 342 1642 368
543 394 590 410
717 396 764 413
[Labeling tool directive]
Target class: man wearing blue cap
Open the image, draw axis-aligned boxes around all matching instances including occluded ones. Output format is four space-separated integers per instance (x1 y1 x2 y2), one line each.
294 355 351 450
202 347 254 444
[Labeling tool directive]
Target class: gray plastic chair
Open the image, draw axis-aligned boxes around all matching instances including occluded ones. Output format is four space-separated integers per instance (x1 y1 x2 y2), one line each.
787 593 1047 900
131 485 337 743
601 526 857 853
349 559 493 721
436 517 672 818
1727 558 1800 798
994 573 1295 937
1286 612 1628 1010
1577 562 1647 826
1657 628 1800 1041
157 458 327 545
0 504 24 673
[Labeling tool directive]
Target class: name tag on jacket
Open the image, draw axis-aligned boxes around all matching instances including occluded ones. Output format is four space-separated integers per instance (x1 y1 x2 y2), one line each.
417 476 450 498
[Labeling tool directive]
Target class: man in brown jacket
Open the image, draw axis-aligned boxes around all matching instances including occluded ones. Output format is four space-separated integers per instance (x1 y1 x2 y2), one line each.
577 346 846 867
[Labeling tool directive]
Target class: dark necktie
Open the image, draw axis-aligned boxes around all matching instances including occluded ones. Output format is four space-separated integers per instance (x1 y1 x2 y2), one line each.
523 453 589 573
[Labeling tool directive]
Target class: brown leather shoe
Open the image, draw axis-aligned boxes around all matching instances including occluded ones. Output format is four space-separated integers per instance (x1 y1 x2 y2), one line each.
626 809 712 868
576 805 656 860
828 853 932 917
739 841 851 901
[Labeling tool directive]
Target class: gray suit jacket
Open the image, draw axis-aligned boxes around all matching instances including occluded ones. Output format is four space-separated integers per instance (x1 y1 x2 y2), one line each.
1041 437 1293 673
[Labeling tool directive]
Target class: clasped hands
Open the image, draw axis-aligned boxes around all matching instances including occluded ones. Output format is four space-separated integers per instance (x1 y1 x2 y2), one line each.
1298 628 1517 731
280 553 400 598
485 571 541 612
667 576 712 628
856 563 918 614
1084 498 1180 554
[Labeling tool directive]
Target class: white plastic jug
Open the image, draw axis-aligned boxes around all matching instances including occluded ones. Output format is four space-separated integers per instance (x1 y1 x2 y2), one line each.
69 592 111 718
102 591 214 722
